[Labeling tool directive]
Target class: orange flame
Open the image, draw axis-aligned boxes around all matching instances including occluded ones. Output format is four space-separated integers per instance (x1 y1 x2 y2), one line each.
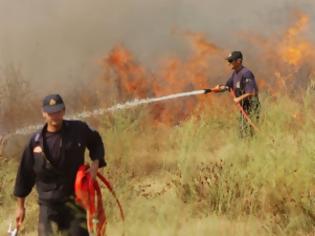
94 11 315 124
100 33 224 124
279 13 311 66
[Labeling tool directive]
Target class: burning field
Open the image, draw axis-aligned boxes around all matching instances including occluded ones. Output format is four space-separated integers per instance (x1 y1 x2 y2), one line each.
0 11 315 132
0 6 315 236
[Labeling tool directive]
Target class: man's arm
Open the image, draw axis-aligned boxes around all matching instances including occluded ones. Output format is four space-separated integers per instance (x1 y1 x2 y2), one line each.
16 197 26 229
209 84 230 93
233 92 255 103
89 159 99 179
14 142 36 197
13 139 36 228
84 122 106 169
211 77 232 93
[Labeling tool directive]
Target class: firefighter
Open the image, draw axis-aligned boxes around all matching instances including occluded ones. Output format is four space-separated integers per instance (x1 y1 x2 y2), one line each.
13 94 106 236
214 51 260 136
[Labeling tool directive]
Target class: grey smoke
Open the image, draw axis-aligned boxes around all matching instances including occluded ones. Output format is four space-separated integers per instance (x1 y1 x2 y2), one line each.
0 0 314 94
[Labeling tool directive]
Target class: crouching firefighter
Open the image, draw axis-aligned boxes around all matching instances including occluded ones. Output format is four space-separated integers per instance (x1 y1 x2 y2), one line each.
207 51 260 137
13 94 106 236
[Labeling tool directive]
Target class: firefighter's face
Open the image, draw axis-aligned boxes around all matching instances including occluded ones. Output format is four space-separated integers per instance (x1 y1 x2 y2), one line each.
229 58 242 70
42 109 65 128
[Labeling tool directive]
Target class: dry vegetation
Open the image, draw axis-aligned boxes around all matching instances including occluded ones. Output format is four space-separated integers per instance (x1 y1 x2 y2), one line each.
0 91 314 236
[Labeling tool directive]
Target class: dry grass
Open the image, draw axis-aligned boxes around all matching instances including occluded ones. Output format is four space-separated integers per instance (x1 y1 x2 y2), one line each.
0 93 314 235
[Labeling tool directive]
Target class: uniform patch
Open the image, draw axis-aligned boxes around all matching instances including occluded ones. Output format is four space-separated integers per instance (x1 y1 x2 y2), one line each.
245 78 251 83
33 146 43 153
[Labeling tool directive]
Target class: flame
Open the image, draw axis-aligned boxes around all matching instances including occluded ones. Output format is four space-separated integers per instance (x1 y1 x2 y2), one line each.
4 10 315 133
238 11 315 95
94 10 315 124
279 13 311 66
101 33 224 124
106 46 152 99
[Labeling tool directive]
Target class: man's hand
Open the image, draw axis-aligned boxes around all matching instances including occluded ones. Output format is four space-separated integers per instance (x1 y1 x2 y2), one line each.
233 97 241 104
15 197 25 229
88 160 99 180
16 206 25 229
233 93 253 104
211 85 229 93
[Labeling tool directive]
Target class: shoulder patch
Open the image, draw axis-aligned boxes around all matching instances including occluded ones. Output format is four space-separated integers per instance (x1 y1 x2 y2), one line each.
245 78 252 83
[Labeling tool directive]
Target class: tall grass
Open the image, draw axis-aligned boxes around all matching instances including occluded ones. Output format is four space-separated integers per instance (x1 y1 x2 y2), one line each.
0 93 314 235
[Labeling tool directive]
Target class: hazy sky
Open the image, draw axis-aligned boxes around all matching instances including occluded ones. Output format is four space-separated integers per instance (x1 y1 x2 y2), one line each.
0 0 314 93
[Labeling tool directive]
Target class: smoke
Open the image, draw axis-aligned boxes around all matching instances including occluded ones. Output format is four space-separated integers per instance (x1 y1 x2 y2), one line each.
0 0 315 131
0 0 314 91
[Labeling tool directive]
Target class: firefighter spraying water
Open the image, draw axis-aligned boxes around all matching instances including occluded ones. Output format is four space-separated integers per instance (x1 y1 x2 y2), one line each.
207 51 260 136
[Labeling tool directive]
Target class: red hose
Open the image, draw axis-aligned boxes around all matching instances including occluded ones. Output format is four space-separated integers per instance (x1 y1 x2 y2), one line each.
75 164 124 236
229 90 260 133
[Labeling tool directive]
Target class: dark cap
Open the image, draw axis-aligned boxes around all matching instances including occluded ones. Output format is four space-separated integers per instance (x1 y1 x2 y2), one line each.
225 51 243 62
42 94 65 113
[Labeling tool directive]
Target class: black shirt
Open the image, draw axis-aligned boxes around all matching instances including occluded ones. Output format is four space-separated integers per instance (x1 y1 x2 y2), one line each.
44 130 62 165
13 120 106 203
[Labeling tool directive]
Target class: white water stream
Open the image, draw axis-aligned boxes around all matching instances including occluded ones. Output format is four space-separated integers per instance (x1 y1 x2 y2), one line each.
10 89 207 136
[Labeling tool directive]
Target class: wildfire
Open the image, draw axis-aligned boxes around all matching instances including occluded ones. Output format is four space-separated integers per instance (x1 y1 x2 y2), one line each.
96 11 315 124
279 13 311 66
106 46 151 99
101 32 225 124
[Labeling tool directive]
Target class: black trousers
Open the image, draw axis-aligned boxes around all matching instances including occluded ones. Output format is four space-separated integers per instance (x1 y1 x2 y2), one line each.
38 199 89 236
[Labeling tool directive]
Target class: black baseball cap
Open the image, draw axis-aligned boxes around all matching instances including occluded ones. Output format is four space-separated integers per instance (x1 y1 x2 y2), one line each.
225 51 243 62
42 94 65 113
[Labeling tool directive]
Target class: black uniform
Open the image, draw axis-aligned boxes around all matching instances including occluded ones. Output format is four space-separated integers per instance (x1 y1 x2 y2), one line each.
14 120 106 236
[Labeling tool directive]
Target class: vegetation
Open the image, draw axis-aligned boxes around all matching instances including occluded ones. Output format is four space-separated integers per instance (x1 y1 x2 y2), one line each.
0 91 314 235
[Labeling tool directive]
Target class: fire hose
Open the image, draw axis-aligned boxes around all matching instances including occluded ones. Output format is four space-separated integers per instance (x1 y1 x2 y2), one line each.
75 164 125 236
204 87 260 133
229 90 260 132
8 165 124 236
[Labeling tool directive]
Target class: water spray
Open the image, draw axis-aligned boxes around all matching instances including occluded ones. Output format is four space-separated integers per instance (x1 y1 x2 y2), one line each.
8 89 210 136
